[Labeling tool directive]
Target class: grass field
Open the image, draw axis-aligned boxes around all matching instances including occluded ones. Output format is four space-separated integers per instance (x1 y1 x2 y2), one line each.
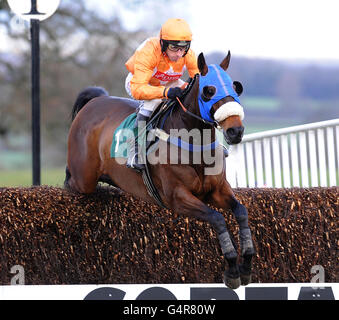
242 96 280 111
0 168 65 187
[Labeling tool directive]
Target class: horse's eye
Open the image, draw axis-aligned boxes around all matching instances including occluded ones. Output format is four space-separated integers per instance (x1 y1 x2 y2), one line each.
201 86 216 102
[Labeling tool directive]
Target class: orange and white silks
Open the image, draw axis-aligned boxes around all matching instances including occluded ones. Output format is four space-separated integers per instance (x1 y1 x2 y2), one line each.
125 37 199 101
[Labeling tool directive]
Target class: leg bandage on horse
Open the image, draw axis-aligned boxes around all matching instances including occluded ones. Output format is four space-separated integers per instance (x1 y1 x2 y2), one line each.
230 199 255 256
239 228 254 256
207 211 237 259
218 231 237 259
231 199 249 229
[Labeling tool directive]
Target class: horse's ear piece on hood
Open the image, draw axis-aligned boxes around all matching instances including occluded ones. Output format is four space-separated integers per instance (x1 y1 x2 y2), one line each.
198 53 208 76
220 50 231 71
233 81 243 96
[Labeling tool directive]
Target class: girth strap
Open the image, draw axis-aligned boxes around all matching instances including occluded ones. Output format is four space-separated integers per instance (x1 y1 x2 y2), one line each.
141 162 167 209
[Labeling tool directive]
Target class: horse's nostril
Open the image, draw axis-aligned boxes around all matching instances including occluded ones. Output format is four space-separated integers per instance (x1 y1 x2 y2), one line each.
227 128 236 137
227 127 243 138
226 127 244 144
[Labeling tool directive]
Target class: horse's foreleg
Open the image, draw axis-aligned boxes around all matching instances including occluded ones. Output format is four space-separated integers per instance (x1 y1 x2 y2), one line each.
171 186 241 289
209 184 255 286
230 199 255 285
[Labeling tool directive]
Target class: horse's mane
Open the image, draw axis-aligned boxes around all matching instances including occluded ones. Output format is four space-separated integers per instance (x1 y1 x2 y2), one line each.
182 73 199 97
165 73 199 121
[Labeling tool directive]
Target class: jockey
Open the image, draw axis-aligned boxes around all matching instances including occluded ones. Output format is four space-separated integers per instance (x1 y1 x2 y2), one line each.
125 18 199 171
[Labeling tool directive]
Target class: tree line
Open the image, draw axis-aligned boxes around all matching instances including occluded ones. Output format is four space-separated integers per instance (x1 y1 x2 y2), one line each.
0 0 338 166
207 52 339 100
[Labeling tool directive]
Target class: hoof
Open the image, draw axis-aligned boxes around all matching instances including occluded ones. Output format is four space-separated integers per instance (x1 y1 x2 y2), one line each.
239 264 252 286
240 273 252 286
223 272 241 290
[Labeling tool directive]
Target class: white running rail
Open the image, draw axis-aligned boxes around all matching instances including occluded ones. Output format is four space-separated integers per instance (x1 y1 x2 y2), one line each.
226 118 339 188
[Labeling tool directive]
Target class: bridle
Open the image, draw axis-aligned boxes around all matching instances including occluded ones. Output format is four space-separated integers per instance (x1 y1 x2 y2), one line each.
175 73 222 129
176 96 221 129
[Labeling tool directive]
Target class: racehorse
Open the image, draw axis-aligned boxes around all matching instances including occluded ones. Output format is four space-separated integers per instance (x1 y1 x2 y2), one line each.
65 51 255 289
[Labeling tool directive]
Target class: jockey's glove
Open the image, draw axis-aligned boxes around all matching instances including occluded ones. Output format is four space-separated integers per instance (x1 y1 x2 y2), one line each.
166 87 184 100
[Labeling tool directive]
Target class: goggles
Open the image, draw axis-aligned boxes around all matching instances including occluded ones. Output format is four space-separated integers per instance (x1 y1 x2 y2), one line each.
167 43 190 52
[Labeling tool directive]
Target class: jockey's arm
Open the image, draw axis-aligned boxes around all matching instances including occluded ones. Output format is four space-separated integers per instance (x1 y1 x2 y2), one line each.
130 65 166 101
129 43 166 101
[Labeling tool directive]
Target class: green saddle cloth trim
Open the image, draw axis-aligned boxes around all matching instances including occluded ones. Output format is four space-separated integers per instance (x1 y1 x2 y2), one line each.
110 113 137 158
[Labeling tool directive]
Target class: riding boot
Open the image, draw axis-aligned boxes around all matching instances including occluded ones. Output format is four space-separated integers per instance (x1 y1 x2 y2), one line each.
126 113 149 171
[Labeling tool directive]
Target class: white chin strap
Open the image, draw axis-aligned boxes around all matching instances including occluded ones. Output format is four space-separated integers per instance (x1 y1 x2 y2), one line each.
213 101 244 122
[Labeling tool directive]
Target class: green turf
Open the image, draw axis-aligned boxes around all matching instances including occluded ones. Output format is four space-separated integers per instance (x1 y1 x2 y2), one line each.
242 96 280 110
0 168 65 187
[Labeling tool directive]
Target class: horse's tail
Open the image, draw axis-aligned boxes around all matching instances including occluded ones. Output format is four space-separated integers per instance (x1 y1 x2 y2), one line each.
71 86 108 121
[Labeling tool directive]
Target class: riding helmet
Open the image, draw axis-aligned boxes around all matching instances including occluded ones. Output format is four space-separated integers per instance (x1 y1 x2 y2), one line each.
160 18 192 56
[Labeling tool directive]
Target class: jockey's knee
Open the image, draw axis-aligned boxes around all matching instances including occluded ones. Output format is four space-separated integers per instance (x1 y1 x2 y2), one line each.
125 72 133 98
139 99 162 117
143 99 162 111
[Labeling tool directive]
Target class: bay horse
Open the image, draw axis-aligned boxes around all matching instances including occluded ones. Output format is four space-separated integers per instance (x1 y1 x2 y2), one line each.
65 51 255 289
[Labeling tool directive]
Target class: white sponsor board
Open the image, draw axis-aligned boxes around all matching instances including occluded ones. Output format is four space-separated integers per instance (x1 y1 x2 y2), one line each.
0 283 337 300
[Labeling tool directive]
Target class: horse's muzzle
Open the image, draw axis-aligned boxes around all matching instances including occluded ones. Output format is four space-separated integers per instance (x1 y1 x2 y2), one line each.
225 126 244 145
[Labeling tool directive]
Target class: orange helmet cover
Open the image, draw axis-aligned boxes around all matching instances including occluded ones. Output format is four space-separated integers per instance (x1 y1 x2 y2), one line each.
160 18 192 41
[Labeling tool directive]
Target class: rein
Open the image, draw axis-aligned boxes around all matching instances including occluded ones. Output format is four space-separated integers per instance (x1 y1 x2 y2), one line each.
176 97 220 129
174 73 221 128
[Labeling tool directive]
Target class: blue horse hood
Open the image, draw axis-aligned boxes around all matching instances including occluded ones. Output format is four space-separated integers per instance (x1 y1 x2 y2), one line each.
198 64 241 122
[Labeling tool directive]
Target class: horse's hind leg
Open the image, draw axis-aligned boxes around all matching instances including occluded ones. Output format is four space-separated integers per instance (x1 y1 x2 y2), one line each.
65 154 100 194
170 186 241 289
64 166 72 189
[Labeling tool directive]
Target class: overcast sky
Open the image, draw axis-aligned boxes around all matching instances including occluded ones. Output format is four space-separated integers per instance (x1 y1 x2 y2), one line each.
189 0 339 62
87 0 339 63
2 0 339 63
